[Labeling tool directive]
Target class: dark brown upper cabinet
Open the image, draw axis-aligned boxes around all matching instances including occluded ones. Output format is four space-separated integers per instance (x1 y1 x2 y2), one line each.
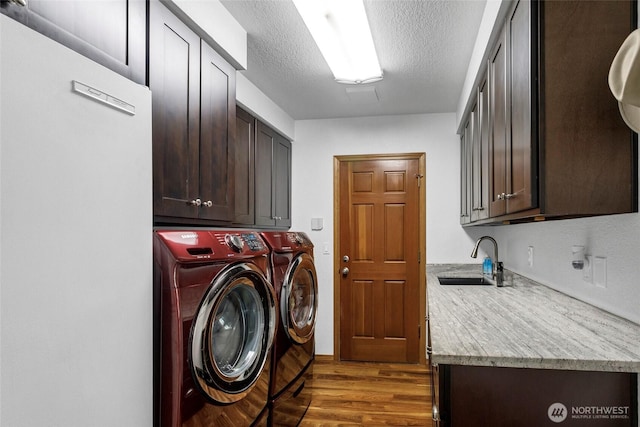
150 1 235 225
460 74 490 226
462 0 637 226
0 0 146 84
234 108 293 229
255 121 292 229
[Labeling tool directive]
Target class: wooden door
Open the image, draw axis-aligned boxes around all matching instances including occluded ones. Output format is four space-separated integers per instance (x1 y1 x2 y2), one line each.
273 136 292 228
199 41 236 221
255 121 276 227
337 155 422 363
507 0 535 214
476 75 490 221
462 104 475 224
149 1 200 220
234 107 255 225
489 25 508 218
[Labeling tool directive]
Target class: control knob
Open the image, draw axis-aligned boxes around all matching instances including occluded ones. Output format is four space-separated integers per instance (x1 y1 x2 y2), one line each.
225 234 244 252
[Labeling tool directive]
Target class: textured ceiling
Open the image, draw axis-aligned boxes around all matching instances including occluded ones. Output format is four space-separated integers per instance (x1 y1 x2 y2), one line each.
220 0 487 120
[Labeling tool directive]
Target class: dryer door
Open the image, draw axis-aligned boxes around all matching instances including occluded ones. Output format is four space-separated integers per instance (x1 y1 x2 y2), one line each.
190 262 276 404
282 253 318 344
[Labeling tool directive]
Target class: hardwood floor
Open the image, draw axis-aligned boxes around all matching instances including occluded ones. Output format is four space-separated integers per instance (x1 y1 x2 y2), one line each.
300 356 432 426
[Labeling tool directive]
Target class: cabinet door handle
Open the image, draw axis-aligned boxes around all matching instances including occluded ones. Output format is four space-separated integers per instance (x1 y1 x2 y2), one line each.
202 200 213 207
162 197 201 207
504 193 516 199
272 216 282 220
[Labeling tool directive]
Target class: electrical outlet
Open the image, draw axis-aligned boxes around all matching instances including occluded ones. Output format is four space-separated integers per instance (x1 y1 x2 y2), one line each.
583 255 593 283
594 256 607 288
527 246 534 268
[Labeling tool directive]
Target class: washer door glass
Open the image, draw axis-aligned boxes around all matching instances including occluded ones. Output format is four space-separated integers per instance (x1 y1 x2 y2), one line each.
282 253 318 344
190 262 276 404
212 283 264 377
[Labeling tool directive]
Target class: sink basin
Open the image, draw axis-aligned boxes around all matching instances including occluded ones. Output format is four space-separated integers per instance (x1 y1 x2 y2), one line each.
437 276 493 286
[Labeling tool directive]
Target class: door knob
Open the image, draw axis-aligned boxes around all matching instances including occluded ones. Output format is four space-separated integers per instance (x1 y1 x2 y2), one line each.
341 267 349 276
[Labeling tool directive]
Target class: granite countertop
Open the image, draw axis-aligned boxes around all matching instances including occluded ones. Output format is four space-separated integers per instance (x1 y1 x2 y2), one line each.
427 264 640 372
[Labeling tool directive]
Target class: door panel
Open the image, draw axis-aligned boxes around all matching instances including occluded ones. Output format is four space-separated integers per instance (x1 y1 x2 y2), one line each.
273 137 292 228
507 0 534 213
255 123 275 227
339 157 420 363
200 41 236 221
150 3 200 219
234 107 255 224
489 26 508 217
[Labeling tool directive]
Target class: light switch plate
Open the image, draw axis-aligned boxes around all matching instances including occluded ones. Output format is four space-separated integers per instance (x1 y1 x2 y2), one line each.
594 256 607 288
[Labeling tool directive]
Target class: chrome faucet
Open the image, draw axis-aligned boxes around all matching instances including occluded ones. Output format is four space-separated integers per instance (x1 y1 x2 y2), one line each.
471 236 504 287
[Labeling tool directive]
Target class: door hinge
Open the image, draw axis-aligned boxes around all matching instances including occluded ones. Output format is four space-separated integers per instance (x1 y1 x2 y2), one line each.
418 249 421 263
418 324 421 338
415 174 424 188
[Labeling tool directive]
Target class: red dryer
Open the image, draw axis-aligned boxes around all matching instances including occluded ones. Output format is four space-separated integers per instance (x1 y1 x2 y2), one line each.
153 230 277 427
260 231 318 426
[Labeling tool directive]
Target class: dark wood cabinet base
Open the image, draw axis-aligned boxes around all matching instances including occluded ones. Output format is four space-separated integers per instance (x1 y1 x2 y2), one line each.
436 365 637 427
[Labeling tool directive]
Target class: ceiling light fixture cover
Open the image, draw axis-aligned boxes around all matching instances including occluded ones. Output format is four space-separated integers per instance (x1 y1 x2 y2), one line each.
292 0 383 84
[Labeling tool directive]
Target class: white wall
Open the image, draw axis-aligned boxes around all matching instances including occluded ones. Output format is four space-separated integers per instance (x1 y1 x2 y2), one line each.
236 74 295 140
471 210 640 326
291 113 475 355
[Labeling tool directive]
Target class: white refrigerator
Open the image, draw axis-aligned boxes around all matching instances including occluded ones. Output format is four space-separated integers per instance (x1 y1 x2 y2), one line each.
0 15 152 427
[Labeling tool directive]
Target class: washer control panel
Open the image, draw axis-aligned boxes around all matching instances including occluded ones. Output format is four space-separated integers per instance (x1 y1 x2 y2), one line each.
241 232 266 251
155 230 269 262
223 232 266 252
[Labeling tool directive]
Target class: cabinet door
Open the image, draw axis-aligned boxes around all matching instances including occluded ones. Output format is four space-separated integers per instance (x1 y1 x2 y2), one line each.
199 41 236 222
542 0 636 216
255 121 292 228
234 107 256 225
149 2 201 219
473 75 490 222
0 0 145 84
507 0 535 214
255 122 276 227
273 136 292 228
488 26 508 218
460 121 472 225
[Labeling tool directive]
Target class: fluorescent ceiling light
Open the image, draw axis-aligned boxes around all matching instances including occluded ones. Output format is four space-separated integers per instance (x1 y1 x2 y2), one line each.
292 0 383 84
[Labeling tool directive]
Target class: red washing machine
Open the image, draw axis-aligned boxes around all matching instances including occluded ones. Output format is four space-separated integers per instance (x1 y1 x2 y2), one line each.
153 230 277 427
260 231 318 427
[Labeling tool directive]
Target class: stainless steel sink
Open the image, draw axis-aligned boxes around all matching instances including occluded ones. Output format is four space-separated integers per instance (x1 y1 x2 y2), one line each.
437 276 493 286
